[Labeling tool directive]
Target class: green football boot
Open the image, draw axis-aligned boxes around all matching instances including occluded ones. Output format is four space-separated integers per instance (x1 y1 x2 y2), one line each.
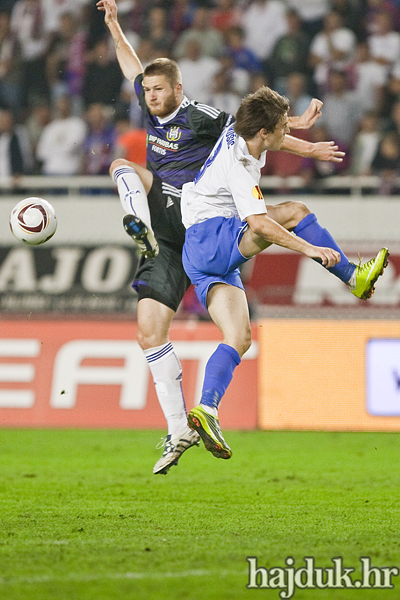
350 248 389 300
188 405 232 459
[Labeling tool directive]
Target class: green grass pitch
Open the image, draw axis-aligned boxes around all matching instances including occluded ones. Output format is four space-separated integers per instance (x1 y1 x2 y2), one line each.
0 428 400 600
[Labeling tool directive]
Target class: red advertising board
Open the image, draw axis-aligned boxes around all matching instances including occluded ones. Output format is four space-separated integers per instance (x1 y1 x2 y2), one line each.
0 320 258 429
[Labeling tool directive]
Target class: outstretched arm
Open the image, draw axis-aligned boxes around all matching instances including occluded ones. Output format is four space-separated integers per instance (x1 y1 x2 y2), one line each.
96 0 143 85
288 98 323 130
280 135 345 163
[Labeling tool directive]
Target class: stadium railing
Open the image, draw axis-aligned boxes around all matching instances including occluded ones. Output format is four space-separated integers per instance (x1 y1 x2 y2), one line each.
0 175 395 196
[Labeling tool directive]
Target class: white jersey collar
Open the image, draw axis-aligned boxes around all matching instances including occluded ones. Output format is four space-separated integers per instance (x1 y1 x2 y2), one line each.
237 134 267 168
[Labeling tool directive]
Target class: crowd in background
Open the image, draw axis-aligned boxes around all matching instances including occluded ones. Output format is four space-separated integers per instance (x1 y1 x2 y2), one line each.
2 0 400 193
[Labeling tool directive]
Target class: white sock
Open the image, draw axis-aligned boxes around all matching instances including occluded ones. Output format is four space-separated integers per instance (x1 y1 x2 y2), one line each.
143 342 188 435
348 269 356 289
200 404 218 417
111 165 153 232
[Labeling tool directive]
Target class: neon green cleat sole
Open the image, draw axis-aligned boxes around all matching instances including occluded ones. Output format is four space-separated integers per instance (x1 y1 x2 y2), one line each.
351 247 389 300
188 405 232 459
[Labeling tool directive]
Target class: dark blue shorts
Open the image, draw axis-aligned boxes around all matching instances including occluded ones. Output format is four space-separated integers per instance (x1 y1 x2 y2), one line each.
182 216 249 308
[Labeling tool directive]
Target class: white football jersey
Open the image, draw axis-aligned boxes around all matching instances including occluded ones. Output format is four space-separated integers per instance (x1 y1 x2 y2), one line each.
181 124 268 229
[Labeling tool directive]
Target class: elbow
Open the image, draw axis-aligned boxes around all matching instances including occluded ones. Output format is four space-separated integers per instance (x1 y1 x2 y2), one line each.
247 217 266 238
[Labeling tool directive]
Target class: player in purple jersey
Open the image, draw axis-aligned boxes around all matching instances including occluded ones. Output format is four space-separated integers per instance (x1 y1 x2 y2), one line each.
97 0 346 475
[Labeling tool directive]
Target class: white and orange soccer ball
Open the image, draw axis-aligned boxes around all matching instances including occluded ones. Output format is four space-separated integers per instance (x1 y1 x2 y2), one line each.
9 197 57 245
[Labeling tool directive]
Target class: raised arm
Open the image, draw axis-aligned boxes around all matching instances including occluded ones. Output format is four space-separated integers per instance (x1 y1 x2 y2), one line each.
288 98 323 130
96 0 143 85
280 134 345 163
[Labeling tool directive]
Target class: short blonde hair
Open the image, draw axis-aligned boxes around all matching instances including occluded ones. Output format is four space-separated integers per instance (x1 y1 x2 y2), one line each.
143 58 182 87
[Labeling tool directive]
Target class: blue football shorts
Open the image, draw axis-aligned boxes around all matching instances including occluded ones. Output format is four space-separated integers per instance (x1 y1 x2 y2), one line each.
182 216 249 308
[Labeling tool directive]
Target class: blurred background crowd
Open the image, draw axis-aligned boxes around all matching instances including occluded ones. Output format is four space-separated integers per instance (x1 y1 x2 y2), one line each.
2 0 400 193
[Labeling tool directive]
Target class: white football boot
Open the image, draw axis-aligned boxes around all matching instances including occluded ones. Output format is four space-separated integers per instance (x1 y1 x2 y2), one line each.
153 425 200 475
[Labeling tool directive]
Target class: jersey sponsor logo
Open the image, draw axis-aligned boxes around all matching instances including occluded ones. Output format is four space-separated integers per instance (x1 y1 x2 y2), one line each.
252 186 264 200
166 126 182 142
166 197 174 208
148 134 179 152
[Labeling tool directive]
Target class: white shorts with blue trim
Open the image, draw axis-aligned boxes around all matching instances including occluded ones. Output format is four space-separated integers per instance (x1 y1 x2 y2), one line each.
182 216 249 308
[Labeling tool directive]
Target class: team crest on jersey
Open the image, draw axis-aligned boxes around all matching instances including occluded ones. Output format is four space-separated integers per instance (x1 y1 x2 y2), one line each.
252 185 264 200
166 126 182 141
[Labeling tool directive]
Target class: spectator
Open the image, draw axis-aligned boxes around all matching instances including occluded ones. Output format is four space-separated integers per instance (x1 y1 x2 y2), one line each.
385 99 400 135
262 129 311 188
206 69 241 114
380 62 400 116
318 70 360 146
211 0 241 32
248 72 270 93
46 11 87 105
177 39 220 102
0 11 20 112
10 0 52 111
286 0 329 40
41 0 84 33
0 108 32 178
82 102 116 175
309 10 357 92
371 130 400 194
82 38 124 108
367 10 400 83
142 7 173 55
350 41 387 115
300 125 346 190
223 26 262 75
241 0 288 62
350 111 381 175
365 0 400 34
168 0 196 40
25 100 51 172
330 0 366 40
266 9 310 94
36 95 86 175
114 116 147 166
173 6 224 59
286 72 313 117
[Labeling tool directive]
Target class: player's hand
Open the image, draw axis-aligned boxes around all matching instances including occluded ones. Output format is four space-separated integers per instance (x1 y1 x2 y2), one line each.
306 246 341 268
288 98 323 130
312 141 345 163
96 0 117 24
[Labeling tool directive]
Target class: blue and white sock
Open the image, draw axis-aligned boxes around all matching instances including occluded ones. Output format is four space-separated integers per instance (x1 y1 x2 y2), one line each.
293 213 355 283
144 342 187 435
200 344 241 416
112 165 153 232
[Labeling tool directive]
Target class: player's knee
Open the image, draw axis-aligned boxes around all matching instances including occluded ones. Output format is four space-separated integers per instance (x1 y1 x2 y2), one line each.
136 327 166 351
292 201 310 223
109 157 130 177
236 328 252 357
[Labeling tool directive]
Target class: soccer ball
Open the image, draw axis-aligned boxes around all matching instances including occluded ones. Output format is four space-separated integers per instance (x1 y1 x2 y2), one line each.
9 197 57 245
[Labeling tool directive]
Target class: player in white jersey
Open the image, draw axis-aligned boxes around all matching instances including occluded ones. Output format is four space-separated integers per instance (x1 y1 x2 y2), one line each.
182 86 389 461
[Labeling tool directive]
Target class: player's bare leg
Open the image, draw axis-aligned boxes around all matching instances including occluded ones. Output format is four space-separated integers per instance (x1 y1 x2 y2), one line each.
248 201 389 300
188 284 251 459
